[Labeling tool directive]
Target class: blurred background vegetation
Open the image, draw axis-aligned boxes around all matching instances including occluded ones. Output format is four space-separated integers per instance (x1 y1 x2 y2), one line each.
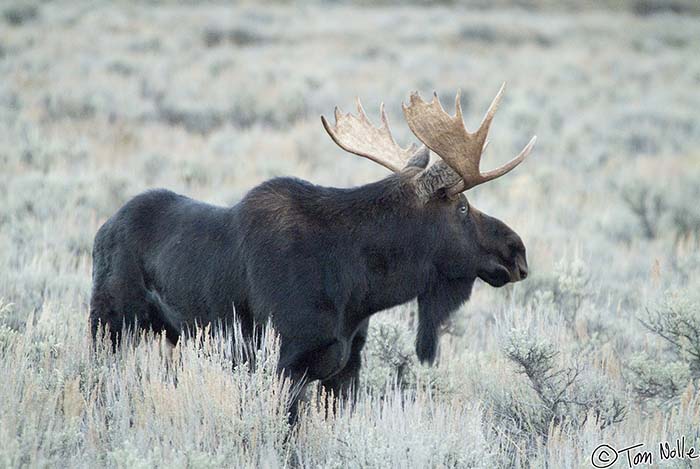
1 0 699 467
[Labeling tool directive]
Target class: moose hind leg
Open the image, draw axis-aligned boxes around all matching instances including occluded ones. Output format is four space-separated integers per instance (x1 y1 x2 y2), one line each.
90 245 169 348
90 287 154 349
89 290 121 348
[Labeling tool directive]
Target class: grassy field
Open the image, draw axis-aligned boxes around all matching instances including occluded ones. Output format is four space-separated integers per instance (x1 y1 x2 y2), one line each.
1 1 700 467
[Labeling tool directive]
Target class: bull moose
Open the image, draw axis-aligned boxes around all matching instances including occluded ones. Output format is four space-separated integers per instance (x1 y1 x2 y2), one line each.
90 84 536 419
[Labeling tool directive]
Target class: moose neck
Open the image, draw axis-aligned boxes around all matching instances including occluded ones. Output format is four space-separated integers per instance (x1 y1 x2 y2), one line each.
340 173 437 315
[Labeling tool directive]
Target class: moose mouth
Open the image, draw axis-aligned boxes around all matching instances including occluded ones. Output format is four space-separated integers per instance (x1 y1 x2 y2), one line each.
478 265 512 287
478 256 528 288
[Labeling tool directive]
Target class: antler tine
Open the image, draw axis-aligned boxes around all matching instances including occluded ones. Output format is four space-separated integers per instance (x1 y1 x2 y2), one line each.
379 102 390 133
454 90 464 121
480 135 537 182
403 83 536 194
356 97 369 123
322 98 418 173
476 82 505 141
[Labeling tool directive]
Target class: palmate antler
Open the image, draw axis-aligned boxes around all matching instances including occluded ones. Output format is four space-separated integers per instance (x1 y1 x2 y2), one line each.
322 84 536 199
321 99 419 173
403 83 537 195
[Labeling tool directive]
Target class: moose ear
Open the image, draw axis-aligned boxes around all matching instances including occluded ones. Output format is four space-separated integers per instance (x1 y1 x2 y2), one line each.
403 146 430 170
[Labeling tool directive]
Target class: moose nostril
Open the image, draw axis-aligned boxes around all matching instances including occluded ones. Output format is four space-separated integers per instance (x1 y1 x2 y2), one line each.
519 266 528 279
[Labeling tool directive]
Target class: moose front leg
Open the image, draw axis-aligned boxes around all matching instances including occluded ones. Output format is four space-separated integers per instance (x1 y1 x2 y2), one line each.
277 366 308 425
321 319 369 404
278 337 351 423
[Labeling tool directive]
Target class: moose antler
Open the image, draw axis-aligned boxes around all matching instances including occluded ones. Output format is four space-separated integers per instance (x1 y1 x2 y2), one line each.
322 98 419 173
402 83 536 195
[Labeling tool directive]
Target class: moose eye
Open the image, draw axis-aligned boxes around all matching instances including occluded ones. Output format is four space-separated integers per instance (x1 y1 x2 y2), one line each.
459 205 468 214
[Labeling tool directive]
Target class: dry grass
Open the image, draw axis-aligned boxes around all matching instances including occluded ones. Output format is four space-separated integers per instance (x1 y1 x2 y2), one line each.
1 1 700 467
